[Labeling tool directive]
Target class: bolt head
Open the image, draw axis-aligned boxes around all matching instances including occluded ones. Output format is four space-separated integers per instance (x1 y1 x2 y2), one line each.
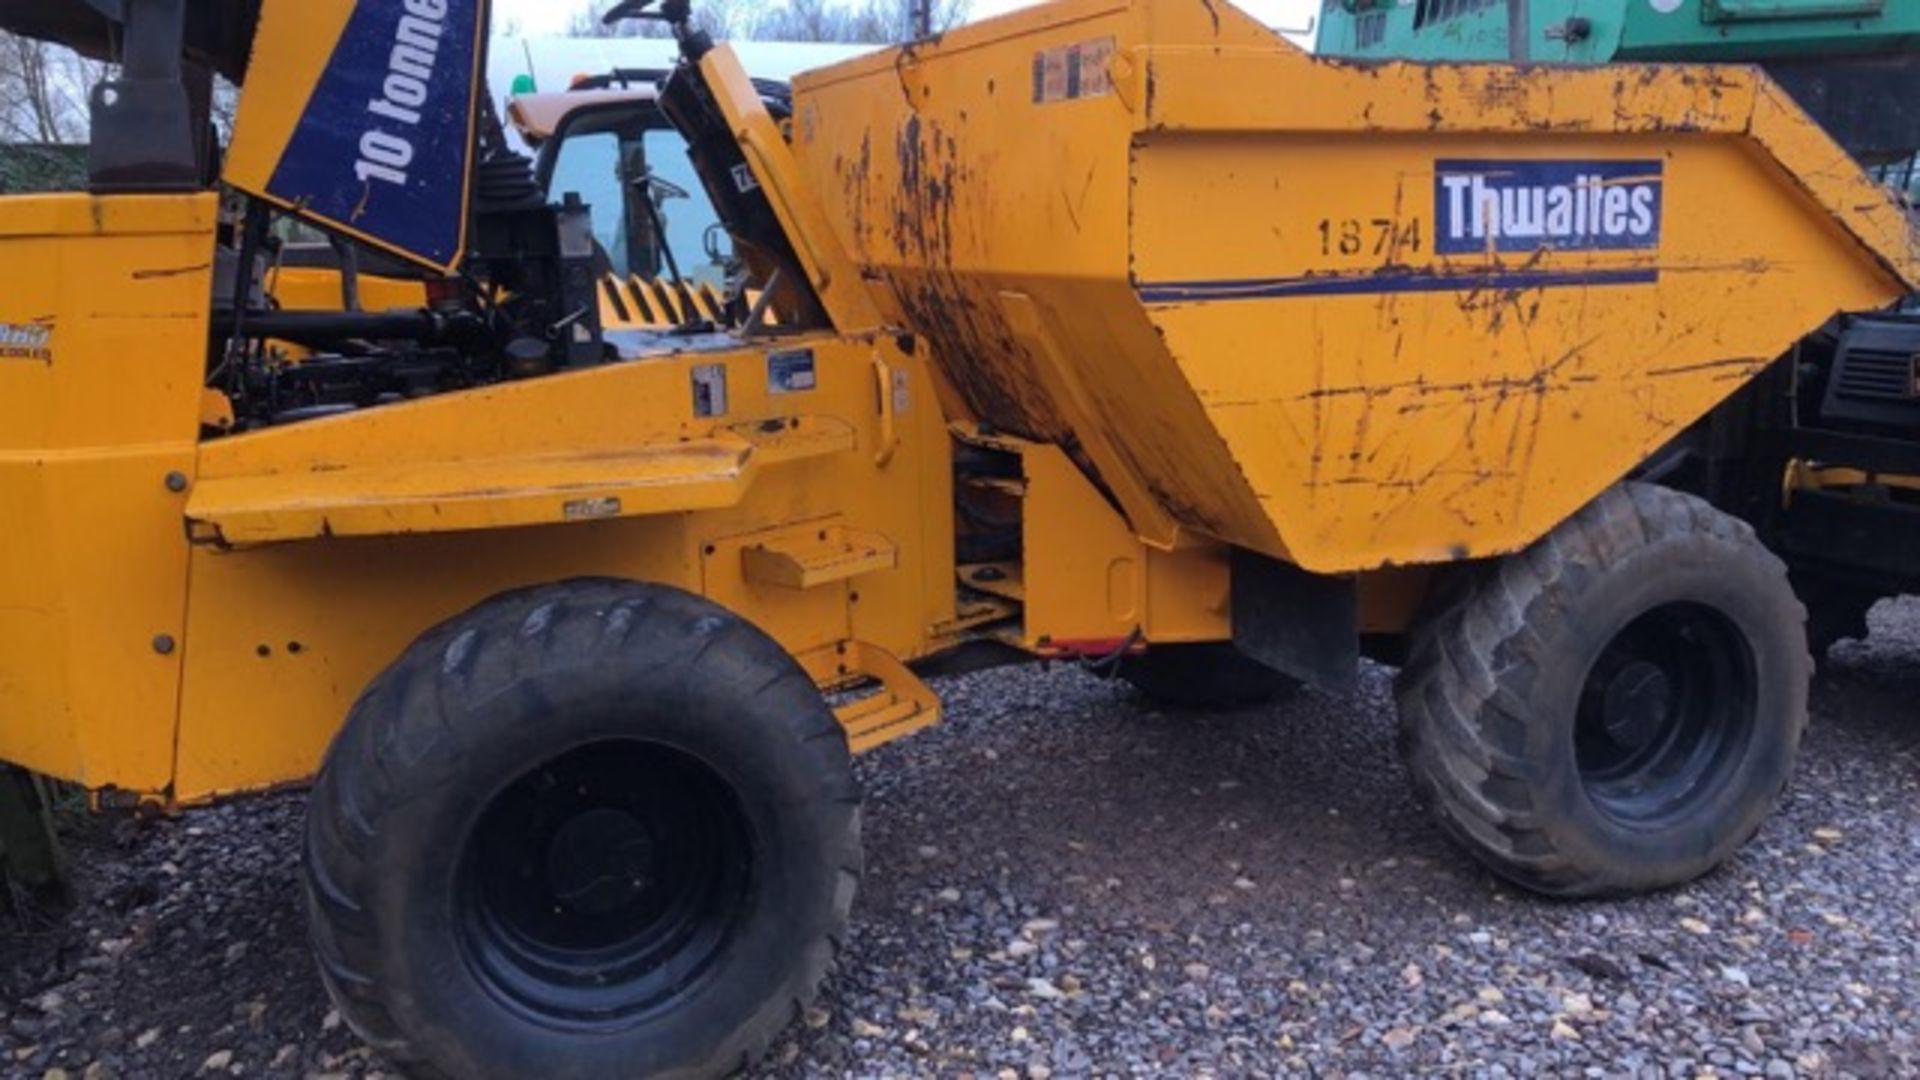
152 634 176 656
164 472 188 493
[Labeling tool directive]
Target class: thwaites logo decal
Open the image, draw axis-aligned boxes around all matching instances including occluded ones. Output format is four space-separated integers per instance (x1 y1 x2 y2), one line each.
0 322 52 363
1434 160 1664 255
268 0 483 268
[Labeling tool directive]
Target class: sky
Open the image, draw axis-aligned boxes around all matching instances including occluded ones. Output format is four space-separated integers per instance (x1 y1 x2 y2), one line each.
493 0 1323 43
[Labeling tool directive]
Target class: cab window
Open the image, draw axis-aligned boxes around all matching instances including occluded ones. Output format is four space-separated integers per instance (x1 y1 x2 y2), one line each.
544 117 732 289
642 127 730 289
547 130 632 272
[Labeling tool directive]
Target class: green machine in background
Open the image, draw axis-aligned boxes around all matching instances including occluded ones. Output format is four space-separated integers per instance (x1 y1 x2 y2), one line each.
1318 1 1920 162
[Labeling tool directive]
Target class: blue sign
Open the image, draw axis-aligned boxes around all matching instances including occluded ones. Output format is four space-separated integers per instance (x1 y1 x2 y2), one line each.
268 0 483 269
1434 159 1663 256
768 349 818 394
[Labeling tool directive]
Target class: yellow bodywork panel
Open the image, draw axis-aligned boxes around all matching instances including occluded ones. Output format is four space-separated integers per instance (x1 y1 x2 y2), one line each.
740 524 899 590
959 428 1234 650
267 265 427 314
169 333 955 802
0 195 218 791
187 415 857 544
0 201 957 802
832 641 942 752
791 0 1920 573
700 47 881 336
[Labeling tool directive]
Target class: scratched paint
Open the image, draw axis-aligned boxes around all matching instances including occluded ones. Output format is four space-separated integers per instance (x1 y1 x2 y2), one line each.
788 0 1918 573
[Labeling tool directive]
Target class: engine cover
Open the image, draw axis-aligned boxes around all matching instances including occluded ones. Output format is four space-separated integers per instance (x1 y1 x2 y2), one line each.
1821 315 1920 431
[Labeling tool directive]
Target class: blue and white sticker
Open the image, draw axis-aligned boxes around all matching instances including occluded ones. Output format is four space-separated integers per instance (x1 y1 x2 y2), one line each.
768 349 817 394
1435 160 1663 255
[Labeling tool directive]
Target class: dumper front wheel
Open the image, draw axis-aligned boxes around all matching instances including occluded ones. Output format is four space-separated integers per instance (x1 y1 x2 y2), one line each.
1396 484 1809 898
304 580 861 1080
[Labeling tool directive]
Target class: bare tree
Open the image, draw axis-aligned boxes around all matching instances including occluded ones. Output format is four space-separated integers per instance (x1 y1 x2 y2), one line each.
0 32 103 144
210 76 241 144
566 0 748 40
566 0 970 45
566 7 663 37
754 0 970 44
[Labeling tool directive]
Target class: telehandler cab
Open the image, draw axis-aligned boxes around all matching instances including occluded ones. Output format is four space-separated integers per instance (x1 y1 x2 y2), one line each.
2 0 1917 1074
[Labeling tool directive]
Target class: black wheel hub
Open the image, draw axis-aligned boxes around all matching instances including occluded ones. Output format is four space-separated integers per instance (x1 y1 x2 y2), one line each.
547 807 657 916
456 740 753 1030
1575 602 1759 826
1595 660 1672 752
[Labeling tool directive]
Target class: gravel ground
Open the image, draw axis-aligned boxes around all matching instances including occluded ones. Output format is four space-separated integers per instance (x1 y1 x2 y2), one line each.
3 600 1917 1079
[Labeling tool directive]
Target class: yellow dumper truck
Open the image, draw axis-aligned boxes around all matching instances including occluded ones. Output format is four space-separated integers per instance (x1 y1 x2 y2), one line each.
2 0 1916 1074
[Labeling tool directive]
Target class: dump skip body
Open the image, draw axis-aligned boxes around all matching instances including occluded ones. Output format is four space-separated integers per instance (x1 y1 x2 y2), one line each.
790 0 1920 573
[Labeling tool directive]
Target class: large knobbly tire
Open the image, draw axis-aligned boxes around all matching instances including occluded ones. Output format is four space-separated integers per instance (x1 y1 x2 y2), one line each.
1120 643 1301 709
304 580 861 1080
1396 483 1810 898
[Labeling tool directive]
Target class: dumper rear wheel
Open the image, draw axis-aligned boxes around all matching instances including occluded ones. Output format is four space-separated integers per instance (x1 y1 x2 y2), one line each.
1396 484 1809 897
304 580 861 1080
1121 643 1300 709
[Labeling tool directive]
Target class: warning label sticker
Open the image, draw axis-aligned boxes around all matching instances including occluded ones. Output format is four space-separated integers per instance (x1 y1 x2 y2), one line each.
768 349 818 394
1032 37 1115 105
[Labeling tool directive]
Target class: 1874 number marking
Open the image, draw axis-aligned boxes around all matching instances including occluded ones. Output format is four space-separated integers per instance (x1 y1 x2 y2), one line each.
1317 217 1423 258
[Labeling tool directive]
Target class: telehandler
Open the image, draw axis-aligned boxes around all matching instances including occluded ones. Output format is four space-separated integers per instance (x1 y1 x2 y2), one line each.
1 0 1916 1075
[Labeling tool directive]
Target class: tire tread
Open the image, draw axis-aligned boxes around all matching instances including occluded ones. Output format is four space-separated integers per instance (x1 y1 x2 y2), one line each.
1395 483 1808 897
304 579 860 1079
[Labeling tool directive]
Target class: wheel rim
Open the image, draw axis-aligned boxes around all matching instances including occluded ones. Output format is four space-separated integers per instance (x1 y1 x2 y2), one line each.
455 740 753 1030
1574 602 1759 827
